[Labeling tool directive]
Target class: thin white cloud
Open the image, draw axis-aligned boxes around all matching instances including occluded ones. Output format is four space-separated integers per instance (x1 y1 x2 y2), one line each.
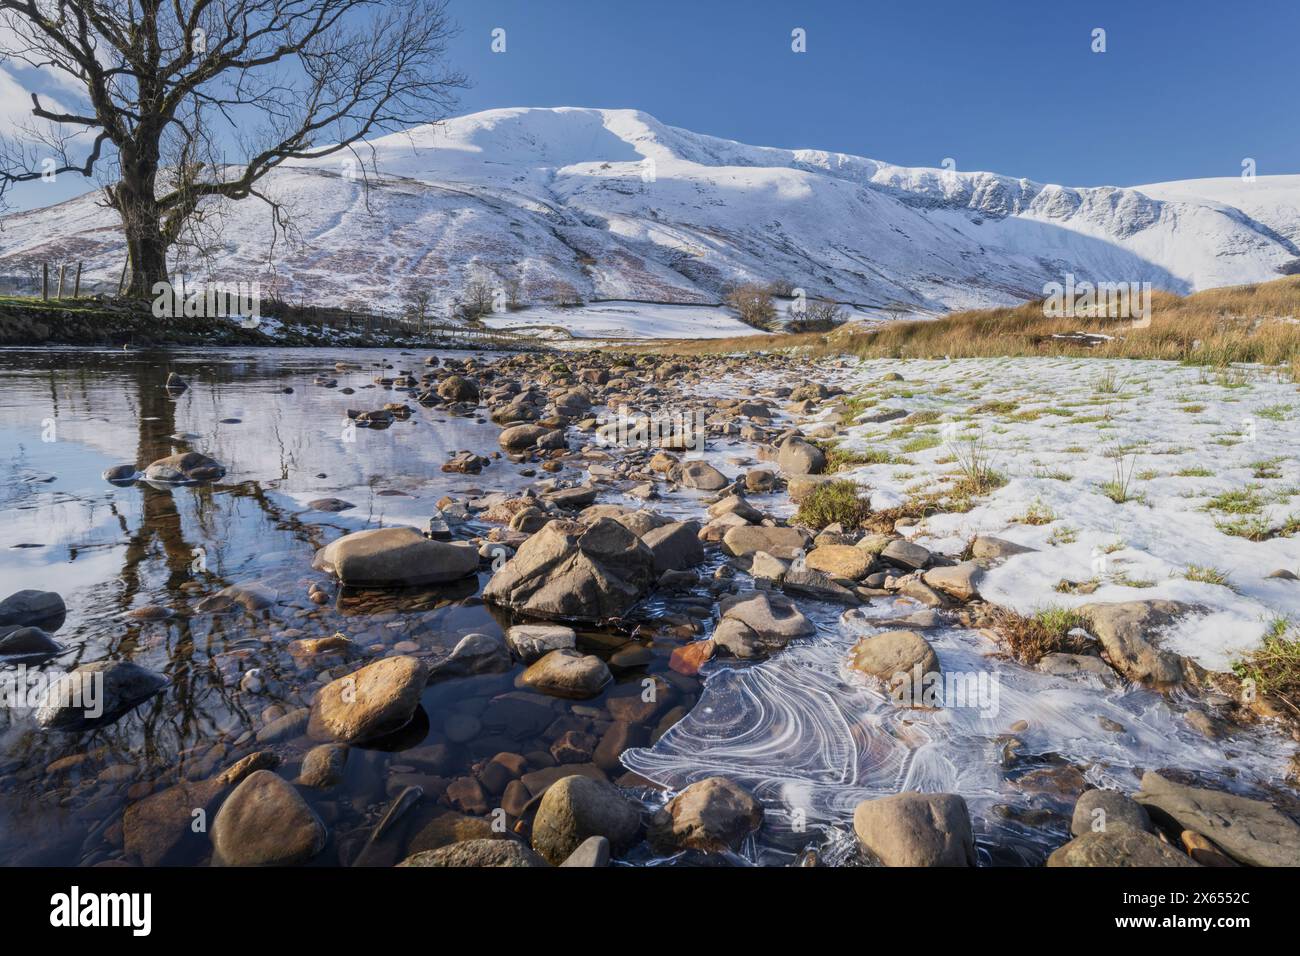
0 64 45 131
0 62 95 143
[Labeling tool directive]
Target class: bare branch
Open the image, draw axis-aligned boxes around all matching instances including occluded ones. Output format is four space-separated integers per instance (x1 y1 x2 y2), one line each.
0 0 464 295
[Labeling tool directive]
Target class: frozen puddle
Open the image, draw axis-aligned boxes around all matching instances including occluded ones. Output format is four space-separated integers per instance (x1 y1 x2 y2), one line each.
624 594 1296 866
627 354 1300 865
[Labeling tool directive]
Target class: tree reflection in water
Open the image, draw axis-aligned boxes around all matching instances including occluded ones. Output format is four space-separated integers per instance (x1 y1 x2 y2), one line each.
0 348 514 865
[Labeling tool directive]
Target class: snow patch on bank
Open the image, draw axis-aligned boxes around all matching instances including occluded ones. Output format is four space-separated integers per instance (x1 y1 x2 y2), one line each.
833 356 1300 672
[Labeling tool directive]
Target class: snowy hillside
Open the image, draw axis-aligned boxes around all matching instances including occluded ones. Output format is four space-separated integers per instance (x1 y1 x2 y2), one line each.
0 107 1296 324
1133 175 1300 246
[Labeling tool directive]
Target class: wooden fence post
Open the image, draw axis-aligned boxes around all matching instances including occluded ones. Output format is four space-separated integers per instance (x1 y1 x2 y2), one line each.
42 262 49 301
56 263 67 300
73 262 82 298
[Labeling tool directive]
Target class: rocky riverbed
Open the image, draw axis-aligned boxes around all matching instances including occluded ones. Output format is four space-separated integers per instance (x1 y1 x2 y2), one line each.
1 346 1298 867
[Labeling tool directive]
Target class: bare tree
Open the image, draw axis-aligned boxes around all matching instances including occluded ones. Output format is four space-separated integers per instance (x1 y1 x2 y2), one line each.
0 0 465 297
456 277 494 323
500 269 523 311
787 297 848 333
402 279 431 326
726 282 776 331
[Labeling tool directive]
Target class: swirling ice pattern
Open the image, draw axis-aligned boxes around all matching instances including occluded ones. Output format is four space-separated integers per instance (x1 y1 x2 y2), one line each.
622 597 1296 865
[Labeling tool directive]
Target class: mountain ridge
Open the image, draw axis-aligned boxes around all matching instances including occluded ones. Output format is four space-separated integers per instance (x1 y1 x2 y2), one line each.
1 106 1296 319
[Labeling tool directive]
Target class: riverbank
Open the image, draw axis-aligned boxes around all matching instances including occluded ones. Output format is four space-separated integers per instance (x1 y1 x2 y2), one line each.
638 276 1300 372
0 295 536 349
1 346 1298 867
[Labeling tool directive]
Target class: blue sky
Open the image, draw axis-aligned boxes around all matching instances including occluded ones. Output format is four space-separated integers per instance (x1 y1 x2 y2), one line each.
448 0 1299 186
3 0 1298 211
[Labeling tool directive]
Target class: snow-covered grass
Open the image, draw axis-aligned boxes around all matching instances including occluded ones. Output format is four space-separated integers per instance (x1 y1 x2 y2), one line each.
829 356 1300 671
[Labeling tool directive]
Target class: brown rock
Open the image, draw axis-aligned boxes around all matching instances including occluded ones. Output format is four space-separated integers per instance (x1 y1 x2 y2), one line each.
852 792 976 866
649 777 763 853
308 655 428 743
211 771 326 866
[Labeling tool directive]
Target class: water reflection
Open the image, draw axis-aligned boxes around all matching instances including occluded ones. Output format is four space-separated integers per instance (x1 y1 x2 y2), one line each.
0 347 554 865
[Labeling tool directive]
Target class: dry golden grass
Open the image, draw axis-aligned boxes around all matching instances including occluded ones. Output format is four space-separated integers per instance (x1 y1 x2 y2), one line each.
636 276 1300 369
989 606 1095 665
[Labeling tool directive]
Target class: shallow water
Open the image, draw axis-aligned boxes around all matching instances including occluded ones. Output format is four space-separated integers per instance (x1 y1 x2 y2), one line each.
0 347 1293 867
0 347 559 864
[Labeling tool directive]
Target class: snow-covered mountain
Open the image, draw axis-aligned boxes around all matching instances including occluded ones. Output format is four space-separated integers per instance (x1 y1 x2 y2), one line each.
1 107 1297 318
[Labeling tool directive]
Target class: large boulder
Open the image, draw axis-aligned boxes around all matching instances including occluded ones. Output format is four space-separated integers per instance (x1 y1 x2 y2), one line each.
777 437 826 476
103 464 138 483
852 792 976 866
721 525 811 560
1134 771 1300 867
641 520 705 573
408 811 502 852
554 387 592 415
708 495 763 523
805 544 872 580
879 539 931 570
308 656 428 743
922 561 985 601
783 568 861 605
0 626 61 659
678 461 730 491
712 592 816 659
35 660 168 731
1077 601 1190 686
1070 789 1152 837
847 630 940 705
143 451 226 483
0 589 66 628
1047 829 1198 867
211 770 326 866
530 775 642 865
312 526 478 587
400 839 548 867
437 375 480 403
483 518 656 623
648 777 763 853
786 474 836 502
491 397 541 425
719 591 816 642
498 424 565 453
519 649 612 699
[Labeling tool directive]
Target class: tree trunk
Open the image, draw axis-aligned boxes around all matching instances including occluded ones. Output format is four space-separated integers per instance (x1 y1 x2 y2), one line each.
121 213 170 300
113 150 169 300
